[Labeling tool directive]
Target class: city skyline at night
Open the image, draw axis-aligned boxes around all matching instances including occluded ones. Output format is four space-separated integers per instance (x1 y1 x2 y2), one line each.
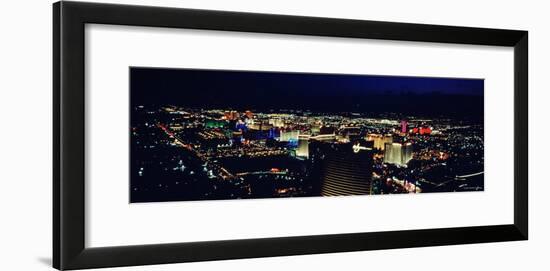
130 67 484 203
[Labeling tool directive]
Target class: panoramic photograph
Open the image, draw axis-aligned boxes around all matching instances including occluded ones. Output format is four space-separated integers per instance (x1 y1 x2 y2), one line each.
130 67 484 203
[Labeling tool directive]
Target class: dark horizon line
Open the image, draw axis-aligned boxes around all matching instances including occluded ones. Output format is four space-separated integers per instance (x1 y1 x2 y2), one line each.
133 105 484 119
131 67 484 119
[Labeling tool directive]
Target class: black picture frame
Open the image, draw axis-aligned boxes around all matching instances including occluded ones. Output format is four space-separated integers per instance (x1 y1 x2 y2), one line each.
53 1 528 270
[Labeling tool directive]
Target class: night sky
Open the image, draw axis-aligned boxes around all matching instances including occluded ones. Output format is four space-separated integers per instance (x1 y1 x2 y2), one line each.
130 67 484 118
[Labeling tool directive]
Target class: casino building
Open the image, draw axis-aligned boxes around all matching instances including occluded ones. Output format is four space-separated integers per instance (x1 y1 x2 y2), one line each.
383 142 413 167
366 133 393 150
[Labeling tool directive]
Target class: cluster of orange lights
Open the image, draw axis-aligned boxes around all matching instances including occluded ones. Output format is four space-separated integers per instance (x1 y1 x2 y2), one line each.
222 110 253 120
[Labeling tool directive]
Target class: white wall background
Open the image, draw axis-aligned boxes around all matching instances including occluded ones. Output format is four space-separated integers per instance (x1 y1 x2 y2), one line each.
0 0 545 270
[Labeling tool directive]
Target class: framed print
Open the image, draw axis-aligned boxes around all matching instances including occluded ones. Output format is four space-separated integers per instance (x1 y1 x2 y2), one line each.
53 1 528 270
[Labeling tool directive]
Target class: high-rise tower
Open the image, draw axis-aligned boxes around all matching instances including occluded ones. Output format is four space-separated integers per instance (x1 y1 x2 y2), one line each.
384 142 413 166
319 142 374 196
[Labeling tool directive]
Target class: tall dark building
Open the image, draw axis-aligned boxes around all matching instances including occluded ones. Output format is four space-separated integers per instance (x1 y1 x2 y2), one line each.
315 142 374 196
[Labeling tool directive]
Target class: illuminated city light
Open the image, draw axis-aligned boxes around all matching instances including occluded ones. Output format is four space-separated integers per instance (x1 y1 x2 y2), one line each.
130 68 484 203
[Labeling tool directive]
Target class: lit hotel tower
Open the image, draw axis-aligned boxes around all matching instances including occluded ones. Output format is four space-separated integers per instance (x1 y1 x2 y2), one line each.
401 120 408 134
320 142 374 196
296 137 310 158
384 142 413 167
366 134 393 150
279 130 300 142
